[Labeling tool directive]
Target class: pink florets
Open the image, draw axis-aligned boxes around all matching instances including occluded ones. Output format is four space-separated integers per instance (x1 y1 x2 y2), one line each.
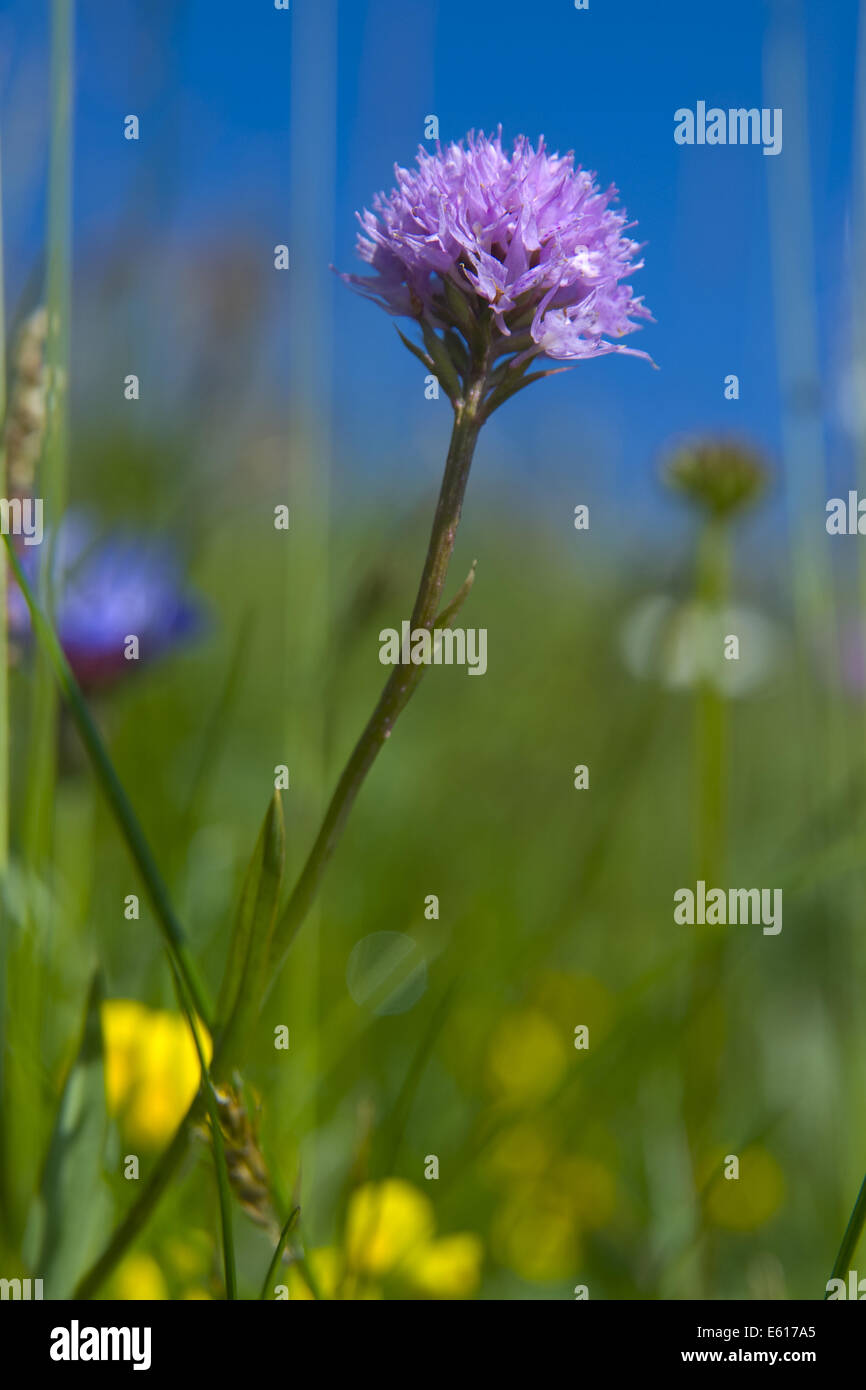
342 130 653 365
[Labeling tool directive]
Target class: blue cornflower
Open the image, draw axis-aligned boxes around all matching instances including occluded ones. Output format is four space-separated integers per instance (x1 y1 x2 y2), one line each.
8 511 201 689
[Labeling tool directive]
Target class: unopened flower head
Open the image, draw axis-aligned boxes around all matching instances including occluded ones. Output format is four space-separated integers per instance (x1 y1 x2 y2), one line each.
663 439 767 519
4 306 49 491
340 129 653 408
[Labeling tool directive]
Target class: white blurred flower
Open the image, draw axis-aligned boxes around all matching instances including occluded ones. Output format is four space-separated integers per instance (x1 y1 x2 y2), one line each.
620 595 783 697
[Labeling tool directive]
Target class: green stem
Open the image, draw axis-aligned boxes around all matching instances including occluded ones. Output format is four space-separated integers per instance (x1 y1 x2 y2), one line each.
73 1015 238 1300
74 362 490 1298
0 133 8 873
695 516 729 885
8 527 225 1294
268 378 485 974
3 537 212 1026
24 0 73 869
683 514 731 1298
170 963 236 1300
73 1099 197 1299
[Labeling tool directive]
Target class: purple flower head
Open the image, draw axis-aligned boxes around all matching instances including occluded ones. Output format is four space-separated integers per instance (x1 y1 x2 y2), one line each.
340 129 653 410
8 511 202 690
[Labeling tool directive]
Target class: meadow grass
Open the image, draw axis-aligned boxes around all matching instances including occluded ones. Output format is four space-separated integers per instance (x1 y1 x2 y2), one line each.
1 0 866 1303
3 476 864 1298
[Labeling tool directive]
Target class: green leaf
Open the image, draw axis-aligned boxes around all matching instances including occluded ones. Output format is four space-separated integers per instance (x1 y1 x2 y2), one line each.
3 536 212 1028
215 832 267 1029
395 327 434 374
443 328 470 377
420 320 463 403
168 963 237 1301
433 561 477 631
259 1204 300 1300
442 275 482 352
482 364 573 419
215 792 285 1074
35 972 112 1298
491 331 535 362
216 792 279 1027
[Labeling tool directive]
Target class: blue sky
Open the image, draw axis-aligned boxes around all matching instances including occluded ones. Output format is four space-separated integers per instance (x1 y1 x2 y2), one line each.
0 0 861 532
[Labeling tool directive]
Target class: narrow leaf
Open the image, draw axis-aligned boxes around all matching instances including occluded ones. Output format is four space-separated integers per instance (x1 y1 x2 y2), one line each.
36 972 112 1298
433 561 477 630
482 365 573 419
395 327 434 374
215 792 285 1073
3 537 212 1026
442 275 482 351
420 320 463 402
216 814 269 1027
259 1204 301 1300
169 961 237 1300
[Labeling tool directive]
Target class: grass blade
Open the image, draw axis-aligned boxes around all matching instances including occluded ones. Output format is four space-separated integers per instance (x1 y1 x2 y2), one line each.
258 1204 300 1300
4 534 212 1027
23 0 73 871
0 131 8 872
827 1171 866 1295
34 971 111 1297
215 792 285 1075
169 961 237 1300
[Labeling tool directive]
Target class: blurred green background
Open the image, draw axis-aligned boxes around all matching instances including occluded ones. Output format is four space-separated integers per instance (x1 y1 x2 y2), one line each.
1 0 866 1301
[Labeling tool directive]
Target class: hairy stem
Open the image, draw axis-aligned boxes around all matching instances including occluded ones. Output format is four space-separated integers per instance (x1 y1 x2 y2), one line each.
74 366 488 1297
268 376 485 974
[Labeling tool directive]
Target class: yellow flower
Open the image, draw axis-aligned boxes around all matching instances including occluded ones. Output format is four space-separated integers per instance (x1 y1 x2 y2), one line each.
286 1264 317 1301
485 1009 568 1104
552 1156 617 1229
111 1253 168 1301
492 1185 579 1282
287 1248 380 1300
405 1234 483 1299
484 1120 555 1183
102 1000 210 1148
163 1232 212 1281
342 1180 483 1299
700 1146 785 1231
290 1248 341 1300
345 1179 434 1276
